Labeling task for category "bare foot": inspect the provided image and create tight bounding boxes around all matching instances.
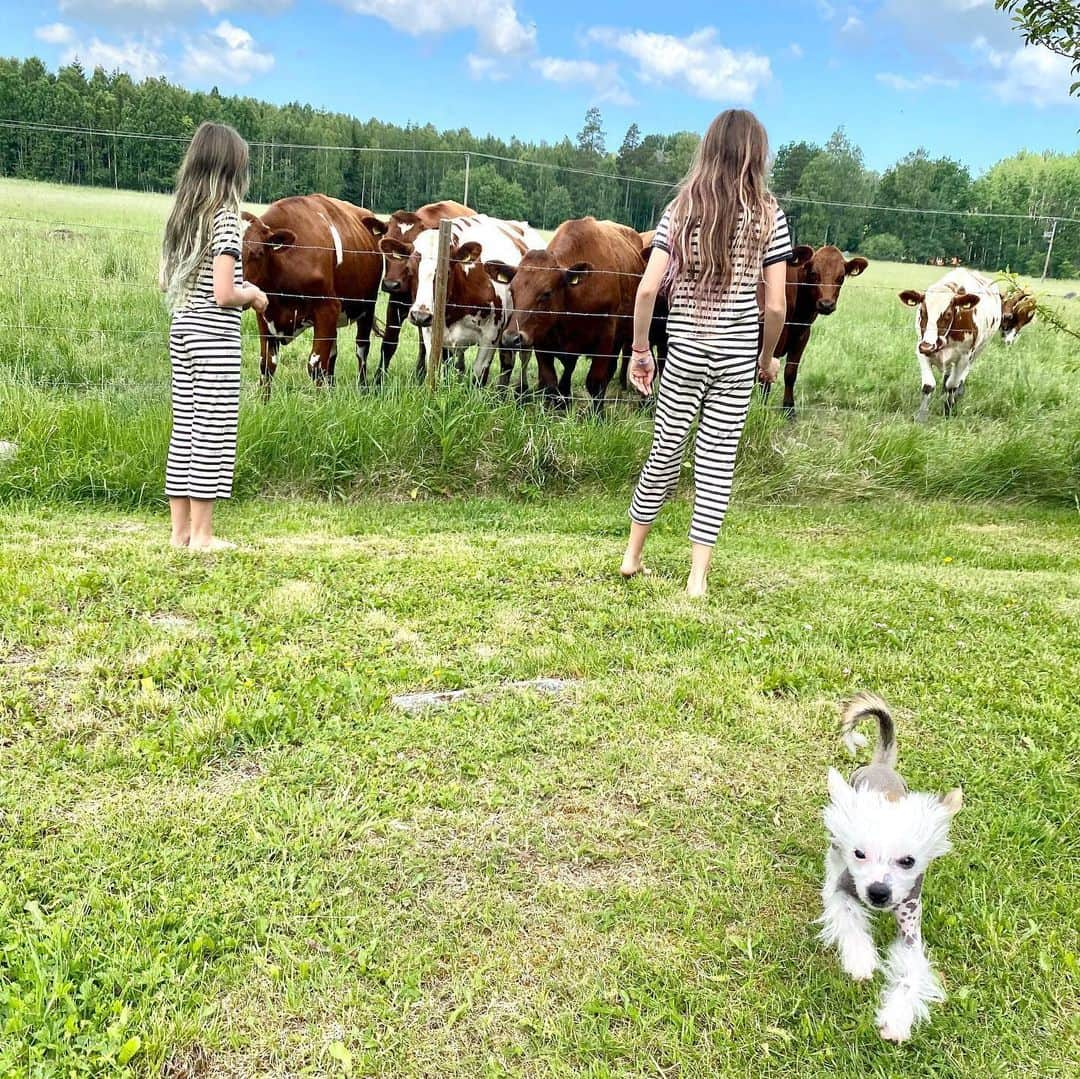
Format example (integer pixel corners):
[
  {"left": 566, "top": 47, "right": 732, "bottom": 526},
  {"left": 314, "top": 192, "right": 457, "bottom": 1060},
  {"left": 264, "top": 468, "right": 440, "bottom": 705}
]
[
  {"left": 170, "top": 536, "right": 190, "bottom": 549},
  {"left": 188, "top": 537, "right": 237, "bottom": 553},
  {"left": 620, "top": 558, "right": 650, "bottom": 579},
  {"left": 685, "top": 576, "right": 708, "bottom": 598}
]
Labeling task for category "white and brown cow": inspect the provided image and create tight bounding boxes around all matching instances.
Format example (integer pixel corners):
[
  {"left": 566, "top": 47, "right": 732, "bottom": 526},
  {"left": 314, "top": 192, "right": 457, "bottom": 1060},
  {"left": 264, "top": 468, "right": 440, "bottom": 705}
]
[
  {"left": 362, "top": 201, "right": 475, "bottom": 379},
  {"left": 1000, "top": 286, "right": 1038, "bottom": 344},
  {"left": 402, "top": 214, "right": 546, "bottom": 384},
  {"left": 899, "top": 269, "right": 1001, "bottom": 421},
  {"left": 242, "top": 194, "right": 382, "bottom": 393}
]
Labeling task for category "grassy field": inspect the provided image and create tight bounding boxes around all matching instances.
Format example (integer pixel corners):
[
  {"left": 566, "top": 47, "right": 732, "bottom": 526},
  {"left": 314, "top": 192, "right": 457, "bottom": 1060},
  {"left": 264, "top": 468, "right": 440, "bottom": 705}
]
[
  {"left": 0, "top": 178, "right": 1078, "bottom": 507},
  {"left": 1, "top": 494, "right": 1077, "bottom": 1077}
]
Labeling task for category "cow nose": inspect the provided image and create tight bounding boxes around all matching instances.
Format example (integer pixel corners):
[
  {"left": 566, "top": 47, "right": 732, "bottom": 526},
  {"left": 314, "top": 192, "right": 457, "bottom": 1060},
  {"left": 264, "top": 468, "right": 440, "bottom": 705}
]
[
  {"left": 866, "top": 883, "right": 891, "bottom": 908},
  {"left": 817, "top": 300, "right": 836, "bottom": 315},
  {"left": 410, "top": 308, "right": 432, "bottom": 327},
  {"left": 383, "top": 279, "right": 401, "bottom": 294},
  {"left": 502, "top": 330, "right": 526, "bottom": 349},
  {"left": 918, "top": 341, "right": 938, "bottom": 356}
]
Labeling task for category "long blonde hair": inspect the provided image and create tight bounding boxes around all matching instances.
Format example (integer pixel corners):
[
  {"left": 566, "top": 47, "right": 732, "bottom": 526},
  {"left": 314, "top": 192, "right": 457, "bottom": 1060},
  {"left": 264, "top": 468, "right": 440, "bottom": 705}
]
[
  {"left": 161, "top": 121, "right": 249, "bottom": 309},
  {"left": 662, "top": 110, "right": 776, "bottom": 310}
]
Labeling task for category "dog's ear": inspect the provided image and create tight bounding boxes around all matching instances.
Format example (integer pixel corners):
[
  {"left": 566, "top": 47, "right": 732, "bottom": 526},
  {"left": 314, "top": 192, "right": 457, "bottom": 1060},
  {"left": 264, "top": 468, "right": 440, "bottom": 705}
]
[
  {"left": 940, "top": 787, "right": 963, "bottom": 816},
  {"left": 827, "top": 767, "right": 853, "bottom": 807}
]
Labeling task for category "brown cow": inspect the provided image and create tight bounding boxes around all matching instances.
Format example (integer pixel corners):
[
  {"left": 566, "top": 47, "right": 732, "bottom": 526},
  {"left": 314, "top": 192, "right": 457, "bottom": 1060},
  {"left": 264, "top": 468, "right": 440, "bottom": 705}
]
[
  {"left": 362, "top": 201, "right": 475, "bottom": 380},
  {"left": 242, "top": 194, "right": 382, "bottom": 393},
  {"left": 493, "top": 217, "right": 643, "bottom": 412},
  {"left": 999, "top": 286, "right": 1037, "bottom": 344},
  {"left": 770, "top": 244, "right": 868, "bottom": 417}
]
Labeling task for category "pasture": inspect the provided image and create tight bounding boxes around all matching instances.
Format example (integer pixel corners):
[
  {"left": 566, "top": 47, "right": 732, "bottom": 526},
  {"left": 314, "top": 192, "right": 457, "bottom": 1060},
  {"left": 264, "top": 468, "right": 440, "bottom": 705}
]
[
  {"left": 0, "top": 178, "right": 1078, "bottom": 1076},
  {"left": 0, "top": 178, "right": 1078, "bottom": 507}
]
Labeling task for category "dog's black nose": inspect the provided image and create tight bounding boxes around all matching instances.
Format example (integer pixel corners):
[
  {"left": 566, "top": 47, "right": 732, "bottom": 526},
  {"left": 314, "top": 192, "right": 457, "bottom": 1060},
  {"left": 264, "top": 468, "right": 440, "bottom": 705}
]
[{"left": 867, "top": 882, "right": 891, "bottom": 907}]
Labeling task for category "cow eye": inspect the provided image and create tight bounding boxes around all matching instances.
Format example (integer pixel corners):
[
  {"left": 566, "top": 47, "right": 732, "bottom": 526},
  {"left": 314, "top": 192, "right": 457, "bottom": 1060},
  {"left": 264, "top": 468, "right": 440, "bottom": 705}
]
[
  {"left": 539, "top": 290, "right": 552, "bottom": 304},
  {"left": 854, "top": 849, "right": 866, "bottom": 860},
  {"left": 897, "top": 856, "right": 916, "bottom": 870}
]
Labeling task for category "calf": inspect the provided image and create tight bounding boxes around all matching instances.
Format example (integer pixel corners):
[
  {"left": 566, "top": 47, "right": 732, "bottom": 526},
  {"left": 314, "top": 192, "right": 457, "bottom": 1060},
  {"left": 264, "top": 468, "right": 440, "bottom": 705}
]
[
  {"left": 899, "top": 269, "right": 1001, "bottom": 421},
  {"left": 494, "top": 217, "right": 643, "bottom": 413},
  {"left": 242, "top": 194, "right": 382, "bottom": 393},
  {"left": 771, "top": 244, "right": 867, "bottom": 417},
  {"left": 406, "top": 214, "right": 545, "bottom": 384},
  {"left": 362, "top": 201, "right": 475, "bottom": 379},
  {"left": 1000, "top": 286, "right": 1037, "bottom": 344}
]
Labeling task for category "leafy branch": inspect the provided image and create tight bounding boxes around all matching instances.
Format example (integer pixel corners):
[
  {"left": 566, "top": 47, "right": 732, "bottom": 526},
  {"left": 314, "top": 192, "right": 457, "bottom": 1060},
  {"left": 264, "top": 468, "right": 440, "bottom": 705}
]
[{"left": 995, "top": 0, "right": 1080, "bottom": 95}]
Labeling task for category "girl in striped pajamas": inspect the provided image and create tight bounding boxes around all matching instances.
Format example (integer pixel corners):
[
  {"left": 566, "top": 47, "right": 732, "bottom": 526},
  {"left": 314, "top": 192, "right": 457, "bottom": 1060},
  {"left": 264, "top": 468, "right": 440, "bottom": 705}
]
[
  {"left": 159, "top": 122, "right": 267, "bottom": 551},
  {"left": 621, "top": 110, "right": 792, "bottom": 597}
]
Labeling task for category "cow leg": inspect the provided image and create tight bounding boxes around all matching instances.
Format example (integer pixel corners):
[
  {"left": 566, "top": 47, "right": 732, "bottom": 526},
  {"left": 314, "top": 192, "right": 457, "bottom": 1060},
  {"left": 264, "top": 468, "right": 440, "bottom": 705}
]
[
  {"left": 415, "top": 326, "right": 431, "bottom": 384},
  {"left": 355, "top": 303, "right": 376, "bottom": 388},
  {"left": 535, "top": 353, "right": 564, "bottom": 410},
  {"left": 472, "top": 337, "right": 497, "bottom": 386},
  {"left": 309, "top": 302, "right": 341, "bottom": 386},
  {"left": 257, "top": 314, "right": 279, "bottom": 401},
  {"left": 915, "top": 352, "right": 936, "bottom": 423},
  {"left": 381, "top": 298, "right": 405, "bottom": 381},
  {"left": 516, "top": 350, "right": 531, "bottom": 398},
  {"left": 557, "top": 355, "right": 578, "bottom": 401},
  {"left": 496, "top": 347, "right": 517, "bottom": 392},
  {"left": 944, "top": 356, "right": 973, "bottom": 417},
  {"left": 585, "top": 356, "right": 616, "bottom": 417},
  {"left": 780, "top": 332, "right": 811, "bottom": 419}
]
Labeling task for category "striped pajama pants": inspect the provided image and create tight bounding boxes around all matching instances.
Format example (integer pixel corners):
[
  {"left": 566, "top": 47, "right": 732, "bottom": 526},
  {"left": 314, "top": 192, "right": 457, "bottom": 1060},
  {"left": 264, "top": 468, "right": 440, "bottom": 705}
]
[
  {"left": 629, "top": 332, "right": 758, "bottom": 546},
  {"left": 165, "top": 311, "right": 242, "bottom": 501}
]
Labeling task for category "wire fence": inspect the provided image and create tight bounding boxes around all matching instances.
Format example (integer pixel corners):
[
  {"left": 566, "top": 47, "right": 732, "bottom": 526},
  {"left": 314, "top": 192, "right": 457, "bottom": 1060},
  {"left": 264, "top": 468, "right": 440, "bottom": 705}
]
[{"left": 1, "top": 122, "right": 1076, "bottom": 410}]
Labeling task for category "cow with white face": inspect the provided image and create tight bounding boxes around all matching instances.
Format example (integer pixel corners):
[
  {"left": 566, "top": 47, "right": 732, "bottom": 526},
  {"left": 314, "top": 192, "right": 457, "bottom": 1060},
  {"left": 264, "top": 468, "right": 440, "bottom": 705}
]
[
  {"left": 1000, "top": 286, "right": 1037, "bottom": 345},
  {"left": 899, "top": 269, "right": 1002, "bottom": 422},
  {"left": 407, "top": 214, "right": 546, "bottom": 384}
]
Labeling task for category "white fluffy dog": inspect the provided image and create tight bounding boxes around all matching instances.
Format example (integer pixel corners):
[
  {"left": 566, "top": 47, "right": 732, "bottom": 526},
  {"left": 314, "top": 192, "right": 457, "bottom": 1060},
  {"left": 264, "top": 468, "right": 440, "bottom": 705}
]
[{"left": 820, "top": 693, "right": 963, "bottom": 1042}]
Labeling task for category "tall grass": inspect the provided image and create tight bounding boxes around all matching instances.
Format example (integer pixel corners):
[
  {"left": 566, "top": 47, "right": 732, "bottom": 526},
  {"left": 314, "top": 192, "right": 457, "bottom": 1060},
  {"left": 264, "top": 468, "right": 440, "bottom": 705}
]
[{"left": 1, "top": 178, "right": 1078, "bottom": 507}]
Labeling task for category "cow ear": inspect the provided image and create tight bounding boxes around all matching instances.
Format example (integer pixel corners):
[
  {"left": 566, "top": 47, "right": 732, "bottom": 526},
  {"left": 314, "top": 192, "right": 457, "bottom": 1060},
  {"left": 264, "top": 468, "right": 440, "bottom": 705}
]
[
  {"left": 845, "top": 257, "right": 868, "bottom": 277},
  {"left": 484, "top": 260, "right": 516, "bottom": 285},
  {"left": 393, "top": 211, "right": 421, "bottom": 228},
  {"left": 455, "top": 241, "right": 482, "bottom": 265},
  {"left": 361, "top": 215, "right": 387, "bottom": 238},
  {"left": 899, "top": 290, "right": 924, "bottom": 307},
  {"left": 953, "top": 293, "right": 980, "bottom": 310},
  {"left": 266, "top": 229, "right": 296, "bottom": 251},
  {"left": 789, "top": 245, "right": 814, "bottom": 268},
  {"left": 564, "top": 261, "right": 592, "bottom": 287},
  {"left": 940, "top": 788, "right": 963, "bottom": 816},
  {"left": 240, "top": 210, "right": 260, "bottom": 225}
]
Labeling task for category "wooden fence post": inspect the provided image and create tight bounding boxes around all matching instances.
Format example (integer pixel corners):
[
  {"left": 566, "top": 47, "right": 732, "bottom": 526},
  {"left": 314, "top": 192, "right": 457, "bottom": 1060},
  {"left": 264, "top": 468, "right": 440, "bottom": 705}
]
[{"left": 427, "top": 218, "right": 452, "bottom": 390}]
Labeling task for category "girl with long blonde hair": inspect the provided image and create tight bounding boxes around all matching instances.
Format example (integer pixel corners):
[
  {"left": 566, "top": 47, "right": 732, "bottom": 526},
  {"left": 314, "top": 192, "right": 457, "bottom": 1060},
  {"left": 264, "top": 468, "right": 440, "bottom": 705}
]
[
  {"left": 621, "top": 109, "right": 791, "bottom": 596},
  {"left": 160, "top": 121, "right": 267, "bottom": 550}
]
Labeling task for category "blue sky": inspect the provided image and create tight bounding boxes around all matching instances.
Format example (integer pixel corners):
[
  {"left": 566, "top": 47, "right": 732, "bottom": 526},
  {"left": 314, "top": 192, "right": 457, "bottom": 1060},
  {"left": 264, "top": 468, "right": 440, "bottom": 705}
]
[{"left": 12, "top": 1, "right": 1079, "bottom": 174}]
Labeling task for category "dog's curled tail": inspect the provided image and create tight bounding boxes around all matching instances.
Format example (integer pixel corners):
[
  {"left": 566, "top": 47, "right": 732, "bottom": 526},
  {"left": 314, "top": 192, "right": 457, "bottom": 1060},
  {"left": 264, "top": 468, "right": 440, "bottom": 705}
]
[{"left": 841, "top": 692, "right": 897, "bottom": 767}]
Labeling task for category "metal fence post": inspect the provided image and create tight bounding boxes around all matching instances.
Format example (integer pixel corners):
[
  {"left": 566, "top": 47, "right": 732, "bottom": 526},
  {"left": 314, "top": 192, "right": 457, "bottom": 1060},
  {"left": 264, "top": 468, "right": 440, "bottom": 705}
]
[
  {"left": 427, "top": 218, "right": 452, "bottom": 390},
  {"left": 463, "top": 152, "right": 471, "bottom": 208}
]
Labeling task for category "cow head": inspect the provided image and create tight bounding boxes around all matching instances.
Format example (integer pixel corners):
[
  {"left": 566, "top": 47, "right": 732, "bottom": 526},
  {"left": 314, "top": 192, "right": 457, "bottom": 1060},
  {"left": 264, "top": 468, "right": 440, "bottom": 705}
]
[
  {"left": 492, "top": 250, "right": 591, "bottom": 350},
  {"left": 240, "top": 210, "right": 297, "bottom": 289},
  {"left": 379, "top": 237, "right": 418, "bottom": 302},
  {"left": 1000, "top": 287, "right": 1037, "bottom": 344},
  {"left": 899, "top": 286, "right": 981, "bottom": 355},
  {"left": 792, "top": 244, "right": 867, "bottom": 316},
  {"left": 385, "top": 211, "right": 425, "bottom": 245},
  {"left": 359, "top": 214, "right": 388, "bottom": 240},
  {"left": 444, "top": 241, "right": 497, "bottom": 329}
]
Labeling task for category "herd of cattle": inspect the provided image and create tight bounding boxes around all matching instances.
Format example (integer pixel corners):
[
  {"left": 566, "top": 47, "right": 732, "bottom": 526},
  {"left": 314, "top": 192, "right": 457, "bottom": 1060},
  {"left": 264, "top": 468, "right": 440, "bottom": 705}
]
[{"left": 239, "top": 195, "right": 1038, "bottom": 420}]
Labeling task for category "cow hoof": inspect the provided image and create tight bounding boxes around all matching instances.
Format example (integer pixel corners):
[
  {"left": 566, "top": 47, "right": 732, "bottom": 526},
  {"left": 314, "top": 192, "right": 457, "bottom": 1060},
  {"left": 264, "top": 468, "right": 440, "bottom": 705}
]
[{"left": 782, "top": 406, "right": 796, "bottom": 422}]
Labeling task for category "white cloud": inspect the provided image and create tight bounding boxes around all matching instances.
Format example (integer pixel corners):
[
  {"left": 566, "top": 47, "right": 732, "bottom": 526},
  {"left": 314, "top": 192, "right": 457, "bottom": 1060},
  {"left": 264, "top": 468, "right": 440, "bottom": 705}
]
[
  {"left": 343, "top": 1, "right": 536, "bottom": 56},
  {"left": 531, "top": 56, "right": 634, "bottom": 106},
  {"left": 58, "top": 0, "right": 261, "bottom": 17},
  {"left": 588, "top": 27, "right": 771, "bottom": 103},
  {"left": 817, "top": 0, "right": 836, "bottom": 19},
  {"left": 876, "top": 71, "right": 959, "bottom": 91},
  {"left": 63, "top": 35, "right": 168, "bottom": 80},
  {"left": 466, "top": 54, "right": 508, "bottom": 81},
  {"left": 181, "top": 20, "right": 274, "bottom": 84},
  {"left": 35, "top": 23, "right": 76, "bottom": 45},
  {"left": 973, "top": 36, "right": 1076, "bottom": 107},
  {"left": 840, "top": 15, "right": 863, "bottom": 34},
  {"left": 787, "top": 42, "right": 804, "bottom": 59}
]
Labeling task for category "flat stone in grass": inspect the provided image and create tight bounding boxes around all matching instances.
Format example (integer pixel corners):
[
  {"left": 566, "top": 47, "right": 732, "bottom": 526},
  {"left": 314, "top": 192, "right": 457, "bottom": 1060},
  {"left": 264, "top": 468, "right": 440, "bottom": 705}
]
[
  {"left": 0, "top": 441, "right": 17, "bottom": 461},
  {"left": 392, "top": 678, "right": 575, "bottom": 713}
]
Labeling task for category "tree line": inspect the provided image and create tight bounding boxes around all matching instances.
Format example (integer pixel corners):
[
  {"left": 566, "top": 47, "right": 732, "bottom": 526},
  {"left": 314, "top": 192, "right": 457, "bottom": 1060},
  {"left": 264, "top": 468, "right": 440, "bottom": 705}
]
[{"left": 1, "top": 56, "right": 1077, "bottom": 277}]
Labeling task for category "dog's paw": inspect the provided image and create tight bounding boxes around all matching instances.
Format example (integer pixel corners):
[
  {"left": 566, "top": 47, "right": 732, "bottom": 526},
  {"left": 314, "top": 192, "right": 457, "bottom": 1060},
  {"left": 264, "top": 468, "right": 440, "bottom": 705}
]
[
  {"left": 840, "top": 939, "right": 878, "bottom": 982},
  {"left": 876, "top": 999, "right": 914, "bottom": 1043}
]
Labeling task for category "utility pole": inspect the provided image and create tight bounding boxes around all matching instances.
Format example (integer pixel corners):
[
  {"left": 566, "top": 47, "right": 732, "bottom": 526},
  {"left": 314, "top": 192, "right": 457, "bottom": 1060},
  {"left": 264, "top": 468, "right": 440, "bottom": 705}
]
[
  {"left": 463, "top": 152, "right": 471, "bottom": 208},
  {"left": 1041, "top": 219, "right": 1057, "bottom": 281}
]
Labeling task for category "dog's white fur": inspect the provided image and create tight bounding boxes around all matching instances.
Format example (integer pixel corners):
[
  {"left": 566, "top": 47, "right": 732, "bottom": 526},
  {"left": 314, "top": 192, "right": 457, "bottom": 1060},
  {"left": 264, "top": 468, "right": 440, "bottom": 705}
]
[{"left": 820, "top": 704, "right": 962, "bottom": 1043}]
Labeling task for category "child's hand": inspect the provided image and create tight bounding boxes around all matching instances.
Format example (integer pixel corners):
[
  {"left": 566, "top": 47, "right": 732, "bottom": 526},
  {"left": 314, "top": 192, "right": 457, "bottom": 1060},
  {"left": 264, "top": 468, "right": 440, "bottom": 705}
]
[
  {"left": 248, "top": 287, "right": 269, "bottom": 315},
  {"left": 757, "top": 353, "right": 780, "bottom": 384},
  {"left": 629, "top": 348, "right": 655, "bottom": 395}
]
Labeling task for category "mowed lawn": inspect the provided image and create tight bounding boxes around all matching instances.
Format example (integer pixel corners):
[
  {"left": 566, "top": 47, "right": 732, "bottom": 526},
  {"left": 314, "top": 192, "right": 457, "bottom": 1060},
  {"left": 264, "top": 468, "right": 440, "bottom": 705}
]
[{"left": 2, "top": 494, "right": 1077, "bottom": 1077}]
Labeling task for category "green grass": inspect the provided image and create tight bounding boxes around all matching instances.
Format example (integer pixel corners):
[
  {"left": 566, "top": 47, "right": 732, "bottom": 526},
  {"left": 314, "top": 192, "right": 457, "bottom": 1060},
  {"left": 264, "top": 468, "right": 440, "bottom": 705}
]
[
  {"left": 1, "top": 494, "right": 1077, "bottom": 1076},
  {"left": 1, "top": 177, "right": 1079, "bottom": 507}
]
